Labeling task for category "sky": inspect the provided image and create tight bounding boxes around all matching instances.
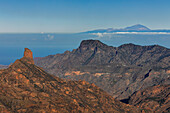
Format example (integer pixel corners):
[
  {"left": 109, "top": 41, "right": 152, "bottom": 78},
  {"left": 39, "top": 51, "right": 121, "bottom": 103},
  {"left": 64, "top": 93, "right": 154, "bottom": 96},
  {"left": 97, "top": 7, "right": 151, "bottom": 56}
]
[{"left": 0, "top": 0, "right": 170, "bottom": 33}]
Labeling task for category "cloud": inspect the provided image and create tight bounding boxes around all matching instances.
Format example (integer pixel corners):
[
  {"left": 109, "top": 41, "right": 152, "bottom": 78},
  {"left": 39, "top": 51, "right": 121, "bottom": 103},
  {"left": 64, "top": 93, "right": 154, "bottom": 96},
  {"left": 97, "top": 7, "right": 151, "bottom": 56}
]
[
  {"left": 90, "top": 32, "right": 170, "bottom": 40},
  {"left": 45, "top": 34, "right": 54, "bottom": 40},
  {"left": 91, "top": 33, "right": 103, "bottom": 38},
  {"left": 91, "top": 32, "right": 170, "bottom": 35}
]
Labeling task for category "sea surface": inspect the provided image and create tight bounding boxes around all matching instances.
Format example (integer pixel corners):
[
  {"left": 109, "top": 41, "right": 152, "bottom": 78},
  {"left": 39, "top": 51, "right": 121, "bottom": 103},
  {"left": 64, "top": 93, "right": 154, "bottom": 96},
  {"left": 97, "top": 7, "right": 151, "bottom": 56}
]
[{"left": 0, "top": 33, "right": 170, "bottom": 65}]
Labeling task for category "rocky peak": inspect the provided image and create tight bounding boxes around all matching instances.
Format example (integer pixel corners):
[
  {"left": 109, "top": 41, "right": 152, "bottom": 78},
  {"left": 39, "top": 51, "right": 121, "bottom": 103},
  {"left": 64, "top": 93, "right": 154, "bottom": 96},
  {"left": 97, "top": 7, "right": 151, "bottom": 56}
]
[
  {"left": 20, "top": 48, "right": 34, "bottom": 64},
  {"left": 118, "top": 43, "right": 141, "bottom": 48},
  {"left": 79, "top": 39, "right": 109, "bottom": 49}
]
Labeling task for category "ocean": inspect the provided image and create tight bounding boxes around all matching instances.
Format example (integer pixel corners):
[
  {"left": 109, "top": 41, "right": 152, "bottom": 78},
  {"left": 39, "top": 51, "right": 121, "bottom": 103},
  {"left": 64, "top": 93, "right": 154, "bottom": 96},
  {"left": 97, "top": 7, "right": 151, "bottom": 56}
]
[{"left": 0, "top": 33, "right": 170, "bottom": 65}]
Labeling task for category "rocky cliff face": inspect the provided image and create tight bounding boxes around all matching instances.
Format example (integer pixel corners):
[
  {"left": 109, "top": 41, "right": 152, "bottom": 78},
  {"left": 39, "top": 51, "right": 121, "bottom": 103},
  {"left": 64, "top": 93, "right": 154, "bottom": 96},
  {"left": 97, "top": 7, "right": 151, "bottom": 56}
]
[
  {"left": 0, "top": 48, "right": 148, "bottom": 113},
  {"left": 128, "top": 85, "right": 170, "bottom": 113},
  {"left": 35, "top": 40, "right": 170, "bottom": 101}
]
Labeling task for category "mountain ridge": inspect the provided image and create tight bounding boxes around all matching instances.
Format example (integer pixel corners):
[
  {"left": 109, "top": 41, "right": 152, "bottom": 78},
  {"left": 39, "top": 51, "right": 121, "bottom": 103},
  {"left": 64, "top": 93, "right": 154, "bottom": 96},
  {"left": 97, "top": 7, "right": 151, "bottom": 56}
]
[
  {"left": 84, "top": 24, "right": 170, "bottom": 33},
  {"left": 124, "top": 24, "right": 151, "bottom": 31},
  {"left": 36, "top": 40, "right": 170, "bottom": 67},
  {"left": 35, "top": 40, "right": 170, "bottom": 102}
]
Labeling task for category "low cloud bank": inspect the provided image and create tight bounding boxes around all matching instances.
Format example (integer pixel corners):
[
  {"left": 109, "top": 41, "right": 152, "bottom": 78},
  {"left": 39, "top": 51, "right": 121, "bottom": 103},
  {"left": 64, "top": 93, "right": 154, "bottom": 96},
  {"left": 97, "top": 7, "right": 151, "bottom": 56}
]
[{"left": 91, "top": 32, "right": 170, "bottom": 37}]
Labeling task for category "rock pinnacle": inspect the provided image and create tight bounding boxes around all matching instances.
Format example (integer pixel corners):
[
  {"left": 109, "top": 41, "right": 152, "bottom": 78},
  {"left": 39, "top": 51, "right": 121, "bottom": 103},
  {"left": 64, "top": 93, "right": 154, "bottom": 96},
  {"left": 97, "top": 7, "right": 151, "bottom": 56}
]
[
  {"left": 21, "top": 48, "right": 34, "bottom": 64},
  {"left": 24, "top": 48, "right": 33, "bottom": 59}
]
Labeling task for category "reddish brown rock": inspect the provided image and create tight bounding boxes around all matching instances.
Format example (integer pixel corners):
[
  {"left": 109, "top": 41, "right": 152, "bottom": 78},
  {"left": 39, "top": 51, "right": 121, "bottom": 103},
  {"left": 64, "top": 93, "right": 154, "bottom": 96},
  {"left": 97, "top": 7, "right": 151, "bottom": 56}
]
[
  {"left": 21, "top": 48, "right": 34, "bottom": 64},
  {"left": 24, "top": 48, "right": 33, "bottom": 59}
]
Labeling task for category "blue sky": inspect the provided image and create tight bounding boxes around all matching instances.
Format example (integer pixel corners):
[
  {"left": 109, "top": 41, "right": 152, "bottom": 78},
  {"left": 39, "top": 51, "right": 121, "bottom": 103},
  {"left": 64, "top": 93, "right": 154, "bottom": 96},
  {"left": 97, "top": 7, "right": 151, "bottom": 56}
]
[{"left": 0, "top": 0, "right": 170, "bottom": 33}]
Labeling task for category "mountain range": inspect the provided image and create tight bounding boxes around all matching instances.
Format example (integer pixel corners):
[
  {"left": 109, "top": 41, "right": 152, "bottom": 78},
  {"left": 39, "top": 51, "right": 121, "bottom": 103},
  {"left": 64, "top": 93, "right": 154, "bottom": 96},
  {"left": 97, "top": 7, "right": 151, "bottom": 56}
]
[
  {"left": 0, "top": 48, "right": 150, "bottom": 112},
  {"left": 0, "top": 40, "right": 169, "bottom": 112},
  {"left": 35, "top": 40, "right": 170, "bottom": 112},
  {"left": 84, "top": 24, "right": 170, "bottom": 33}
]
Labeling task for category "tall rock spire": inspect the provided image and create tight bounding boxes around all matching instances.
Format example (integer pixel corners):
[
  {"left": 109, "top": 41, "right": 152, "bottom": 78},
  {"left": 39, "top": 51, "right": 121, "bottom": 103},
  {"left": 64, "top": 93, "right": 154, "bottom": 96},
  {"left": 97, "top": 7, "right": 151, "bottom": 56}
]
[
  {"left": 24, "top": 48, "right": 33, "bottom": 59},
  {"left": 21, "top": 48, "right": 34, "bottom": 64}
]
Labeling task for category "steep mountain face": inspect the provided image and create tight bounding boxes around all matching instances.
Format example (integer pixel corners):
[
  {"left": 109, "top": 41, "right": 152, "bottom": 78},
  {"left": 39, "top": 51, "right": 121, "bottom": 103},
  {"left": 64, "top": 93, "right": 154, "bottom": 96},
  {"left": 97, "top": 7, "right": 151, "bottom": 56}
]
[
  {"left": 35, "top": 40, "right": 170, "bottom": 101},
  {"left": 0, "top": 48, "right": 147, "bottom": 113},
  {"left": 128, "top": 85, "right": 170, "bottom": 113}
]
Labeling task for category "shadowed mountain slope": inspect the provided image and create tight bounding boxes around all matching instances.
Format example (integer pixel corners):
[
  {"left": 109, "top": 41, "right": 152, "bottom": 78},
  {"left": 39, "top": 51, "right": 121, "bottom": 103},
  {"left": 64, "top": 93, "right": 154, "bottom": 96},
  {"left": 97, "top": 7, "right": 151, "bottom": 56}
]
[
  {"left": 35, "top": 40, "right": 170, "bottom": 101},
  {"left": 128, "top": 85, "right": 170, "bottom": 113},
  {"left": 0, "top": 48, "right": 148, "bottom": 113}
]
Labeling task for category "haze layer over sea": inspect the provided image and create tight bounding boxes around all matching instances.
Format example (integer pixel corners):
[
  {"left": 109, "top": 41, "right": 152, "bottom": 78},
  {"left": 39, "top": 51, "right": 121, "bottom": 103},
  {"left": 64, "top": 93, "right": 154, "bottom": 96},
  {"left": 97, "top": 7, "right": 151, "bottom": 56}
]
[{"left": 0, "top": 33, "right": 170, "bottom": 65}]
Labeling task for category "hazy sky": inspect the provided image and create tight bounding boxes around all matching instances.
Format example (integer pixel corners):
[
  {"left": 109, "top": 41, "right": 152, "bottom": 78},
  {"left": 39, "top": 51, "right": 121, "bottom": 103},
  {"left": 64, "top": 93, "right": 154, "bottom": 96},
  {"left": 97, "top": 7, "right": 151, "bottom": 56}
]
[{"left": 0, "top": 0, "right": 170, "bottom": 33}]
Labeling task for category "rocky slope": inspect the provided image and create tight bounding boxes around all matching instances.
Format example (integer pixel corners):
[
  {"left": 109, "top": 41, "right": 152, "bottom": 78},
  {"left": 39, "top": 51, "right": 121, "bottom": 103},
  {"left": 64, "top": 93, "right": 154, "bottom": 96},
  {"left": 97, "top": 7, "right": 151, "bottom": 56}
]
[
  {"left": 0, "top": 48, "right": 148, "bottom": 113},
  {"left": 128, "top": 85, "right": 170, "bottom": 113},
  {"left": 35, "top": 40, "right": 170, "bottom": 100}
]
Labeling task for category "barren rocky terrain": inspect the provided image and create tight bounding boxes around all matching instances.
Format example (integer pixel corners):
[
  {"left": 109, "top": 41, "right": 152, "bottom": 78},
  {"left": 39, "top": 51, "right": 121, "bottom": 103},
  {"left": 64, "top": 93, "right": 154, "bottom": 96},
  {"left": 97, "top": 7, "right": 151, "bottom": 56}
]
[
  {"left": 35, "top": 40, "right": 170, "bottom": 100},
  {"left": 0, "top": 48, "right": 148, "bottom": 113},
  {"left": 128, "top": 85, "right": 170, "bottom": 113}
]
